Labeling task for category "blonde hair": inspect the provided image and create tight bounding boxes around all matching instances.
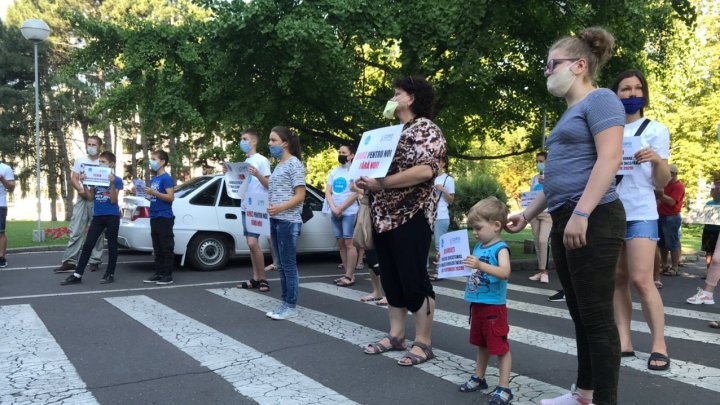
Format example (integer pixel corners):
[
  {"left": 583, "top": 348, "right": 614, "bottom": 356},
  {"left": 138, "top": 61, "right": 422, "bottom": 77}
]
[
  {"left": 467, "top": 196, "right": 509, "bottom": 228},
  {"left": 550, "top": 26, "right": 615, "bottom": 80}
]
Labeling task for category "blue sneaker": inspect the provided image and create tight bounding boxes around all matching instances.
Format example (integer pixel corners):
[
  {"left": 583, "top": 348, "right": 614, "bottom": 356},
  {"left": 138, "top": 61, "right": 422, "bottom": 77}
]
[
  {"left": 266, "top": 305, "right": 286, "bottom": 318},
  {"left": 271, "top": 307, "right": 298, "bottom": 320},
  {"left": 489, "top": 386, "right": 513, "bottom": 405}
]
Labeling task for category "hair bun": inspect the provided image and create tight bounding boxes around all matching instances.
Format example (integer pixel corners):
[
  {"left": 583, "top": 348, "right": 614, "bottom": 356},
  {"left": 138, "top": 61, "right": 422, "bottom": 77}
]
[{"left": 577, "top": 27, "right": 615, "bottom": 65}]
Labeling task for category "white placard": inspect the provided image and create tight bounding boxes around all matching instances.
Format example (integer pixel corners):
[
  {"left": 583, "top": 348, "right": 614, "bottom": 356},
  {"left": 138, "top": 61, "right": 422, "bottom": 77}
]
[
  {"left": 132, "top": 179, "right": 146, "bottom": 198},
  {"left": 224, "top": 162, "right": 251, "bottom": 200},
  {"left": 244, "top": 193, "right": 271, "bottom": 235},
  {"left": 685, "top": 205, "right": 720, "bottom": 225},
  {"left": 617, "top": 137, "right": 643, "bottom": 175},
  {"left": 348, "top": 124, "right": 403, "bottom": 179},
  {"left": 436, "top": 230, "right": 472, "bottom": 279},
  {"left": 520, "top": 191, "right": 539, "bottom": 209},
  {"left": 83, "top": 166, "right": 111, "bottom": 187}
]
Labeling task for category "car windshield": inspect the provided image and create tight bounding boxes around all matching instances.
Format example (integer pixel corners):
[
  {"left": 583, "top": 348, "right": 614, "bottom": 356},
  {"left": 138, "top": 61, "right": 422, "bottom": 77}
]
[{"left": 174, "top": 176, "right": 215, "bottom": 199}]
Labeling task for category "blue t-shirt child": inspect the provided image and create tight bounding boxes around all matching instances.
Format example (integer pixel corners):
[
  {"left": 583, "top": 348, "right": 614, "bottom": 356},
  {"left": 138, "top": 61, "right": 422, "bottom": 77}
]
[
  {"left": 150, "top": 173, "right": 175, "bottom": 218},
  {"left": 93, "top": 176, "right": 124, "bottom": 217},
  {"left": 464, "top": 241, "right": 510, "bottom": 305}
]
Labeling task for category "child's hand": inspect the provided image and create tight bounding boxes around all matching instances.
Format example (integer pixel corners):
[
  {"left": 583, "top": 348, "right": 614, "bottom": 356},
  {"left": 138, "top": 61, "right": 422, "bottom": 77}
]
[
  {"left": 463, "top": 255, "right": 481, "bottom": 271},
  {"left": 108, "top": 173, "right": 115, "bottom": 183}
]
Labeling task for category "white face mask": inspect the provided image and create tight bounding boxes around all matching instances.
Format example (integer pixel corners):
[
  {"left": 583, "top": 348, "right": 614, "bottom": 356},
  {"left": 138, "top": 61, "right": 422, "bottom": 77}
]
[{"left": 546, "top": 61, "right": 578, "bottom": 98}]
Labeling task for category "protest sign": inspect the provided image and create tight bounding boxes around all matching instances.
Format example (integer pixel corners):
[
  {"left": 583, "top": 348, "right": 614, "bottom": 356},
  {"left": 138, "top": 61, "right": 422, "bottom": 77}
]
[
  {"left": 83, "top": 166, "right": 111, "bottom": 187},
  {"left": 133, "top": 179, "right": 146, "bottom": 198},
  {"left": 436, "top": 230, "right": 472, "bottom": 279},
  {"left": 617, "top": 137, "right": 643, "bottom": 175},
  {"left": 520, "top": 191, "right": 539, "bottom": 209},
  {"left": 224, "top": 162, "right": 251, "bottom": 200},
  {"left": 348, "top": 124, "right": 403, "bottom": 179},
  {"left": 685, "top": 204, "right": 720, "bottom": 226},
  {"left": 244, "top": 193, "right": 271, "bottom": 235}
]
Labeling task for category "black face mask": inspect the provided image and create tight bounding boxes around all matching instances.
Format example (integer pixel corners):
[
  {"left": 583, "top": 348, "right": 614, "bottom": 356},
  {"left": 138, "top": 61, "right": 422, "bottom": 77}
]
[{"left": 338, "top": 155, "right": 348, "bottom": 165}]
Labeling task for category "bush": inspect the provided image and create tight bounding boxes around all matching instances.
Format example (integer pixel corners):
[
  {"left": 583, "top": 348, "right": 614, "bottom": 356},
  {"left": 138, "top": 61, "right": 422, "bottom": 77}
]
[{"left": 448, "top": 173, "right": 507, "bottom": 229}]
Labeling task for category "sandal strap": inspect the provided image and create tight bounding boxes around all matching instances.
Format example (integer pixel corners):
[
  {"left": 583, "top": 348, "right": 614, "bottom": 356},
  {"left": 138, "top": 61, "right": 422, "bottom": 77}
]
[
  {"left": 411, "top": 341, "right": 433, "bottom": 357},
  {"left": 385, "top": 334, "right": 405, "bottom": 350}
]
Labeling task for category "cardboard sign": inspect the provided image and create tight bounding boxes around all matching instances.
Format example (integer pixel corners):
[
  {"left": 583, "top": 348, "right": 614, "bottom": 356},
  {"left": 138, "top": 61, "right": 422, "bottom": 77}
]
[
  {"left": 83, "top": 166, "right": 111, "bottom": 187},
  {"left": 685, "top": 204, "right": 720, "bottom": 226},
  {"left": 618, "top": 137, "right": 643, "bottom": 175},
  {"left": 132, "top": 179, "right": 146, "bottom": 198},
  {"left": 244, "top": 193, "right": 271, "bottom": 235},
  {"left": 224, "top": 162, "right": 251, "bottom": 200},
  {"left": 348, "top": 124, "right": 403, "bottom": 179},
  {"left": 436, "top": 230, "right": 472, "bottom": 279},
  {"left": 520, "top": 191, "right": 539, "bottom": 209}
]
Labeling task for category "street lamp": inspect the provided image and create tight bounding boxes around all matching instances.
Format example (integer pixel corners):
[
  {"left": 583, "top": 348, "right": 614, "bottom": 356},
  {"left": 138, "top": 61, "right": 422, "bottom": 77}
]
[{"left": 21, "top": 19, "right": 51, "bottom": 242}]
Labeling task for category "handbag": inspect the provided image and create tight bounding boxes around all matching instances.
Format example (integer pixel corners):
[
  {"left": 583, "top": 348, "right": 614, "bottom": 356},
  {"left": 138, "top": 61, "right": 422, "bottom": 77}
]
[{"left": 352, "top": 194, "right": 374, "bottom": 249}]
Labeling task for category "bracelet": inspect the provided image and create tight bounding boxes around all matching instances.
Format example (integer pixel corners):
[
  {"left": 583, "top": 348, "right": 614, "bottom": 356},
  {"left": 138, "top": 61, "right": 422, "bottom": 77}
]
[{"left": 573, "top": 210, "right": 590, "bottom": 218}]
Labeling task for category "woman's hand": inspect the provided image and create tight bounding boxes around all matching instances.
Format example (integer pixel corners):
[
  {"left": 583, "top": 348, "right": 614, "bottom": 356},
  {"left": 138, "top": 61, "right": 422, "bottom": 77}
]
[
  {"left": 356, "top": 176, "right": 385, "bottom": 192},
  {"left": 331, "top": 206, "right": 343, "bottom": 218},
  {"left": 505, "top": 212, "right": 528, "bottom": 233},
  {"left": 634, "top": 147, "right": 661, "bottom": 165},
  {"left": 563, "top": 215, "right": 588, "bottom": 250}
]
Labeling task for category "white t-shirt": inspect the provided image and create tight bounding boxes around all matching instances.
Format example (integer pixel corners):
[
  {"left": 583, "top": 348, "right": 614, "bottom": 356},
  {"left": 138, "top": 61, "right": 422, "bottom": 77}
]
[
  {"left": 241, "top": 153, "right": 272, "bottom": 210},
  {"left": 327, "top": 166, "right": 358, "bottom": 216},
  {"left": 0, "top": 163, "right": 16, "bottom": 207},
  {"left": 434, "top": 173, "right": 455, "bottom": 220},
  {"left": 72, "top": 155, "right": 100, "bottom": 174},
  {"left": 617, "top": 118, "right": 671, "bottom": 221}
]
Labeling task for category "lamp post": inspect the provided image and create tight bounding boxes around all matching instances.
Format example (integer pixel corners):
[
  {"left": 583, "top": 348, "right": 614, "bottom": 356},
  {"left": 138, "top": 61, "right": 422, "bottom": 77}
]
[{"left": 21, "top": 19, "right": 51, "bottom": 242}]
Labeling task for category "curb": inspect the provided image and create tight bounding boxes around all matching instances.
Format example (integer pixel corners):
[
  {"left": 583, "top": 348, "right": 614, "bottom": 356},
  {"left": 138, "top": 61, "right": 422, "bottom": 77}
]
[{"left": 8, "top": 246, "right": 66, "bottom": 254}]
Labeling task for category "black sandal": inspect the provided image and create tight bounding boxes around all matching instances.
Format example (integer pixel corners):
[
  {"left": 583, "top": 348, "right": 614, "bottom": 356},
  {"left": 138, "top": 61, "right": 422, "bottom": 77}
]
[
  {"left": 648, "top": 352, "right": 670, "bottom": 371},
  {"left": 238, "top": 279, "right": 260, "bottom": 289},
  {"left": 258, "top": 279, "right": 270, "bottom": 292}
]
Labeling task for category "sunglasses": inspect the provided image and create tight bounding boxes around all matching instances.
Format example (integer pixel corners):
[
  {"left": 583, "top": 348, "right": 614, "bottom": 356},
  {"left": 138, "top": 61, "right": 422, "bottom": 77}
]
[{"left": 545, "top": 58, "right": 579, "bottom": 73}]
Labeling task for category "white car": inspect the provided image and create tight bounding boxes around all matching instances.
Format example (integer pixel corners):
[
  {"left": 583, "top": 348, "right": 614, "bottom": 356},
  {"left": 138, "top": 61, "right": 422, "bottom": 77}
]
[{"left": 118, "top": 175, "right": 338, "bottom": 270}]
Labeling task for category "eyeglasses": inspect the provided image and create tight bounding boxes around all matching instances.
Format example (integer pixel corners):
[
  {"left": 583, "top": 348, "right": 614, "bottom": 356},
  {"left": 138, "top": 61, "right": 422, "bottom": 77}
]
[{"left": 544, "top": 58, "right": 579, "bottom": 73}]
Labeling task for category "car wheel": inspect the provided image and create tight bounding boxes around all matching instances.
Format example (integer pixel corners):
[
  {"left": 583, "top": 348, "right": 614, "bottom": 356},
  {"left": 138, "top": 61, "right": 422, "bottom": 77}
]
[{"left": 187, "top": 233, "right": 230, "bottom": 271}]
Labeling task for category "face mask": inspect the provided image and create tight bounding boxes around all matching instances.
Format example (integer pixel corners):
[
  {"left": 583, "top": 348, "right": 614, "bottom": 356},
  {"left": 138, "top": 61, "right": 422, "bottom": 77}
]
[
  {"left": 269, "top": 145, "right": 284, "bottom": 158},
  {"left": 239, "top": 140, "right": 251, "bottom": 154},
  {"left": 150, "top": 160, "right": 160, "bottom": 172},
  {"left": 338, "top": 155, "right": 348, "bottom": 165},
  {"left": 87, "top": 146, "right": 98, "bottom": 156},
  {"left": 383, "top": 100, "right": 399, "bottom": 119},
  {"left": 537, "top": 162, "right": 545, "bottom": 172},
  {"left": 546, "top": 61, "right": 578, "bottom": 97},
  {"left": 621, "top": 96, "right": 645, "bottom": 115}
]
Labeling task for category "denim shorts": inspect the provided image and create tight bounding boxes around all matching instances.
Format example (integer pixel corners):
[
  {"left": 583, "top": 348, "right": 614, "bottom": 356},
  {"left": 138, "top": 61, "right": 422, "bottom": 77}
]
[
  {"left": 625, "top": 220, "right": 659, "bottom": 241},
  {"left": 331, "top": 214, "right": 357, "bottom": 239},
  {"left": 658, "top": 214, "right": 682, "bottom": 250},
  {"left": 241, "top": 211, "right": 260, "bottom": 238}
]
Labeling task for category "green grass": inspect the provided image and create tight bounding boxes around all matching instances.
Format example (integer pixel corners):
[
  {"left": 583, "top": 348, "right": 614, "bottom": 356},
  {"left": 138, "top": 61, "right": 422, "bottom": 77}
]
[{"left": 7, "top": 221, "right": 71, "bottom": 249}]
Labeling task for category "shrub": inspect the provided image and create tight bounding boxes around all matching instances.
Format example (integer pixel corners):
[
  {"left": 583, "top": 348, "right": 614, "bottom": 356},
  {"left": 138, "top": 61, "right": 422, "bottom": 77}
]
[{"left": 448, "top": 173, "right": 508, "bottom": 229}]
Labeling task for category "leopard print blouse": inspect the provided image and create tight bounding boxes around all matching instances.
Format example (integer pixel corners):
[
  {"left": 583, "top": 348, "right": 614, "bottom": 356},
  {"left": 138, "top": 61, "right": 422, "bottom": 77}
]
[{"left": 370, "top": 117, "right": 447, "bottom": 233}]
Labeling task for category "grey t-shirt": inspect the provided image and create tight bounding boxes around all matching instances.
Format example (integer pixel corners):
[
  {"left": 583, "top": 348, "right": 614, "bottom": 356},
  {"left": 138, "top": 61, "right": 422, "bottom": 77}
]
[
  {"left": 544, "top": 88, "right": 625, "bottom": 213},
  {"left": 269, "top": 156, "right": 306, "bottom": 223}
]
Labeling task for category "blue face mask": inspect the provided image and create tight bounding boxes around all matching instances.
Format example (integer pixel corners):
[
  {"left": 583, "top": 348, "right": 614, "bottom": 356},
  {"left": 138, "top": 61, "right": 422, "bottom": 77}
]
[
  {"left": 621, "top": 96, "right": 645, "bottom": 115},
  {"left": 537, "top": 162, "right": 545, "bottom": 172},
  {"left": 239, "top": 140, "right": 251, "bottom": 154},
  {"left": 269, "top": 145, "right": 284, "bottom": 158},
  {"left": 150, "top": 160, "right": 160, "bottom": 172}
]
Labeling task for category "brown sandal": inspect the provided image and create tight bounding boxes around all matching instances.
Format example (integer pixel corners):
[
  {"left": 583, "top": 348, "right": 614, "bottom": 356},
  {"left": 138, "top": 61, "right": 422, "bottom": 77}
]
[
  {"left": 364, "top": 335, "right": 406, "bottom": 355},
  {"left": 397, "top": 341, "right": 435, "bottom": 366}
]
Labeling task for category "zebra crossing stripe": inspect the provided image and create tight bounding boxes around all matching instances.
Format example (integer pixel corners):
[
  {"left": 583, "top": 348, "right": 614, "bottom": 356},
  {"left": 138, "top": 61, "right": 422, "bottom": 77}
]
[
  {"left": 207, "top": 287, "right": 568, "bottom": 404},
  {"left": 432, "top": 285, "right": 720, "bottom": 346},
  {"left": 104, "top": 295, "right": 357, "bottom": 405},
  {"left": 439, "top": 277, "right": 720, "bottom": 323},
  {"left": 0, "top": 304, "right": 99, "bottom": 405},
  {"left": 302, "top": 283, "right": 720, "bottom": 393}
]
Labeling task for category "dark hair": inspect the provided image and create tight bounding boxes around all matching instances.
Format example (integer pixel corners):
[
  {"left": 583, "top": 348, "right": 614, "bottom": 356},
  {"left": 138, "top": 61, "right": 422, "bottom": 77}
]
[
  {"left": 99, "top": 151, "right": 116, "bottom": 164},
  {"left": 87, "top": 135, "right": 103, "bottom": 146},
  {"left": 271, "top": 126, "right": 302, "bottom": 161},
  {"left": 152, "top": 149, "right": 169, "bottom": 166},
  {"left": 550, "top": 27, "right": 615, "bottom": 80},
  {"left": 536, "top": 151, "right": 548, "bottom": 159},
  {"left": 610, "top": 69, "right": 650, "bottom": 115},
  {"left": 392, "top": 75, "right": 436, "bottom": 119},
  {"left": 339, "top": 143, "right": 356, "bottom": 154},
  {"left": 242, "top": 128, "right": 261, "bottom": 141}
]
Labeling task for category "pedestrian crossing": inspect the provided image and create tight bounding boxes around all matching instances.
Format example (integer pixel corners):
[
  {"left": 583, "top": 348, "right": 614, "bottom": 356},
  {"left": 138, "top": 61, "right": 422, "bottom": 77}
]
[{"left": 1, "top": 277, "right": 719, "bottom": 404}]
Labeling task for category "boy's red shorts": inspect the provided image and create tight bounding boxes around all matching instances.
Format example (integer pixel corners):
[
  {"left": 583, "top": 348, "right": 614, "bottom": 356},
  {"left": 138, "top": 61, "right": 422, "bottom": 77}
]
[{"left": 469, "top": 303, "right": 510, "bottom": 355}]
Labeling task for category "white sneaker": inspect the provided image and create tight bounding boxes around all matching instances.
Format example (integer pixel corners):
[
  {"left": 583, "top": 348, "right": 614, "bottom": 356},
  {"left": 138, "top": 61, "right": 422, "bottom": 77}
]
[
  {"left": 540, "top": 273, "right": 549, "bottom": 283},
  {"left": 271, "top": 307, "right": 298, "bottom": 320},
  {"left": 686, "top": 287, "right": 715, "bottom": 305},
  {"left": 540, "top": 392, "right": 592, "bottom": 405},
  {"left": 266, "top": 305, "right": 286, "bottom": 318},
  {"left": 529, "top": 272, "right": 543, "bottom": 281}
]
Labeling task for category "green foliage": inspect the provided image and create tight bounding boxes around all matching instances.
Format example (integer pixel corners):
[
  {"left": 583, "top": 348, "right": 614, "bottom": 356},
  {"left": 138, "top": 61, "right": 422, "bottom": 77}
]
[
  {"left": 449, "top": 173, "right": 507, "bottom": 228},
  {"left": 305, "top": 147, "right": 338, "bottom": 189}
]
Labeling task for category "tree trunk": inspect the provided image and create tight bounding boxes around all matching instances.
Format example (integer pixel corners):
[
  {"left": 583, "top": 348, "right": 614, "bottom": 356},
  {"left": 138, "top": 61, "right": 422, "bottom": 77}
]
[
  {"left": 169, "top": 132, "right": 177, "bottom": 182},
  {"left": 138, "top": 112, "right": 151, "bottom": 184},
  {"left": 130, "top": 119, "right": 137, "bottom": 179},
  {"left": 40, "top": 95, "right": 58, "bottom": 222}
]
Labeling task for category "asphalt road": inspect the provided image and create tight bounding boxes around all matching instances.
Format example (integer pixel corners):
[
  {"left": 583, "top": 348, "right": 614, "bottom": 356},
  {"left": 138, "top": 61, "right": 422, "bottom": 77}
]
[{"left": 1, "top": 250, "right": 719, "bottom": 404}]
